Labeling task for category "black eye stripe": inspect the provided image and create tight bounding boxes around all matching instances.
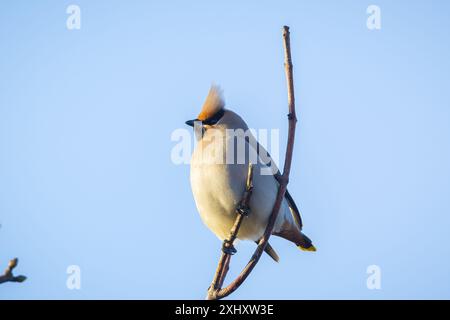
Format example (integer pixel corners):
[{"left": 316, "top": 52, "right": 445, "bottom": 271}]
[{"left": 203, "top": 109, "right": 225, "bottom": 125}]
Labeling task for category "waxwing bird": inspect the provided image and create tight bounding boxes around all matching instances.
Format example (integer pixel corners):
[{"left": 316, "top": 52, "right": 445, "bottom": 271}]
[{"left": 186, "top": 86, "right": 316, "bottom": 262}]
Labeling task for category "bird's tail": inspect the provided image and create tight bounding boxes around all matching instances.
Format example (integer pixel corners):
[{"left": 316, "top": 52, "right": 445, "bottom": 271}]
[
  {"left": 297, "top": 232, "right": 316, "bottom": 252},
  {"left": 273, "top": 227, "right": 317, "bottom": 252}
]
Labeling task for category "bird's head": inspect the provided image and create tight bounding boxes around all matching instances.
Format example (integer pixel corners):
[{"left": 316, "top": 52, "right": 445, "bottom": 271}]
[{"left": 185, "top": 85, "right": 225, "bottom": 129}]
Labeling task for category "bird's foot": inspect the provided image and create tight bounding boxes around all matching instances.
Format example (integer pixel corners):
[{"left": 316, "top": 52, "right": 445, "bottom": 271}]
[
  {"left": 236, "top": 203, "right": 250, "bottom": 216},
  {"left": 222, "top": 240, "right": 237, "bottom": 255}
]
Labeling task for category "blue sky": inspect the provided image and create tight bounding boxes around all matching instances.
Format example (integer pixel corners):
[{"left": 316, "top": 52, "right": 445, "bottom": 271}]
[{"left": 1, "top": 0, "right": 450, "bottom": 299}]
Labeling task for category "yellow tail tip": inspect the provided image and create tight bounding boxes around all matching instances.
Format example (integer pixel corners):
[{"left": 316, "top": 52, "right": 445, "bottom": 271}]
[{"left": 299, "top": 245, "right": 317, "bottom": 252}]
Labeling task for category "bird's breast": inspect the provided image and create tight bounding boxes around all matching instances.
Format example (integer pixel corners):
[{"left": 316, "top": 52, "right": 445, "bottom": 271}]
[
  {"left": 190, "top": 133, "right": 247, "bottom": 240},
  {"left": 189, "top": 129, "right": 288, "bottom": 241}
]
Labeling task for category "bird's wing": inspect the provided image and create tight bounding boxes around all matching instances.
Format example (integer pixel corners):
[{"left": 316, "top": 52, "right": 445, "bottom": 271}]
[
  {"left": 244, "top": 133, "right": 312, "bottom": 253},
  {"left": 284, "top": 188, "right": 303, "bottom": 230},
  {"left": 246, "top": 135, "right": 304, "bottom": 230},
  {"left": 256, "top": 241, "right": 280, "bottom": 262}
]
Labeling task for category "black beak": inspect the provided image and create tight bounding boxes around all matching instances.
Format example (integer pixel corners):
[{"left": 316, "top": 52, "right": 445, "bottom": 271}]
[{"left": 185, "top": 119, "right": 199, "bottom": 127}]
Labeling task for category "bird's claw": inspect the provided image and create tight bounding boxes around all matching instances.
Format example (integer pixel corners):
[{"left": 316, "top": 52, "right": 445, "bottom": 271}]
[
  {"left": 222, "top": 240, "right": 237, "bottom": 255},
  {"left": 237, "top": 203, "right": 250, "bottom": 216}
]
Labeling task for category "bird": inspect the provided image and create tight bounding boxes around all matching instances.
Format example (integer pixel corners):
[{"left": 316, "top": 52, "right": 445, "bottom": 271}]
[{"left": 186, "top": 85, "right": 316, "bottom": 262}]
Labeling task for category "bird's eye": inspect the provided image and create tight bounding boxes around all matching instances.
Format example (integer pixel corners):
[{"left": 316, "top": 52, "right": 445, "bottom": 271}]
[{"left": 203, "top": 109, "right": 225, "bottom": 125}]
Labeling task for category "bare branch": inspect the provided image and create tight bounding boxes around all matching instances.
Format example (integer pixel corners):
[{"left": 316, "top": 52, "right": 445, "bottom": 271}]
[
  {"left": 207, "top": 164, "right": 254, "bottom": 299},
  {"left": 206, "top": 26, "right": 298, "bottom": 300},
  {"left": 0, "top": 258, "right": 27, "bottom": 285}
]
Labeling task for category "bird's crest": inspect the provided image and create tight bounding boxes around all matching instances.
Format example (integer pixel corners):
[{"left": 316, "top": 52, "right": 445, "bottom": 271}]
[{"left": 197, "top": 85, "right": 225, "bottom": 121}]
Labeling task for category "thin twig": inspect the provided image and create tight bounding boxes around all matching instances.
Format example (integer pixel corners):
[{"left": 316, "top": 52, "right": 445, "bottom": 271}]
[
  {"left": 207, "top": 164, "right": 254, "bottom": 299},
  {"left": 0, "top": 258, "right": 27, "bottom": 284},
  {"left": 206, "top": 26, "right": 298, "bottom": 300}
]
